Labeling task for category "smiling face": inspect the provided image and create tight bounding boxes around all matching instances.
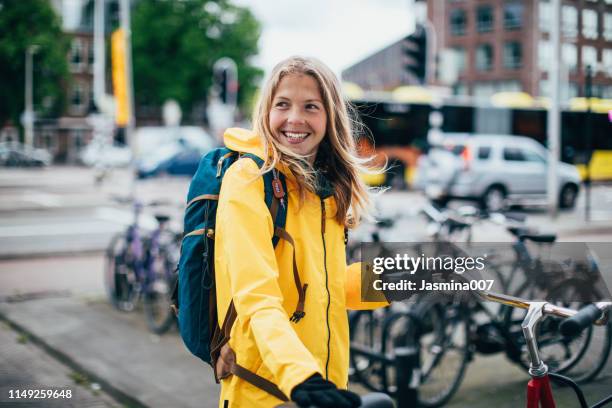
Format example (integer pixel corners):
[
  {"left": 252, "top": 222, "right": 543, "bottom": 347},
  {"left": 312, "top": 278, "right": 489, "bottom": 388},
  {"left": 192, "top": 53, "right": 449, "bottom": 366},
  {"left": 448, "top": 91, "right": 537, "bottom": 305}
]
[{"left": 269, "top": 73, "right": 327, "bottom": 164}]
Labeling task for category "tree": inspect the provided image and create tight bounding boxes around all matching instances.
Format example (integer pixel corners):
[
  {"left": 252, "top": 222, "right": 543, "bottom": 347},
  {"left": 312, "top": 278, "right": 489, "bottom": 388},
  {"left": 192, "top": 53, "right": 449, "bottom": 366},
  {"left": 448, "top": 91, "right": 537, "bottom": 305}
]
[
  {"left": 131, "top": 0, "right": 263, "bottom": 121},
  {"left": 0, "top": 0, "right": 69, "bottom": 131}
]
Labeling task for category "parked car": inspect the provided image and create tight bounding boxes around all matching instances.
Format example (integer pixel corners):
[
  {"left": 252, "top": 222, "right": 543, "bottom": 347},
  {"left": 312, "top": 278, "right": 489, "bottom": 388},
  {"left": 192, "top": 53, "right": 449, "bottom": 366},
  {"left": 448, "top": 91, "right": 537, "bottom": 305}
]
[
  {"left": 0, "top": 142, "right": 52, "bottom": 167},
  {"left": 79, "top": 139, "right": 132, "bottom": 168},
  {"left": 413, "top": 134, "right": 581, "bottom": 211},
  {"left": 135, "top": 126, "right": 216, "bottom": 178}
]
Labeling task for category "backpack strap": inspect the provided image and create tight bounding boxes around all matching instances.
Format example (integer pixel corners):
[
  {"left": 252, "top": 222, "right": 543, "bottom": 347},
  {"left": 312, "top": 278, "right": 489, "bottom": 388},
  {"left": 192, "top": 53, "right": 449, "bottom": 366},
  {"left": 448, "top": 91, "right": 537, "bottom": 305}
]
[{"left": 240, "top": 154, "right": 306, "bottom": 322}]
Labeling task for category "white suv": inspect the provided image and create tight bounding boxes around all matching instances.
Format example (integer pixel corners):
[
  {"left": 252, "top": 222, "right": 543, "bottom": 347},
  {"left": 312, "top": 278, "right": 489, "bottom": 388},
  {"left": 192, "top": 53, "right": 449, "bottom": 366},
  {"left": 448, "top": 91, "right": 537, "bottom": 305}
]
[{"left": 414, "top": 134, "right": 581, "bottom": 211}]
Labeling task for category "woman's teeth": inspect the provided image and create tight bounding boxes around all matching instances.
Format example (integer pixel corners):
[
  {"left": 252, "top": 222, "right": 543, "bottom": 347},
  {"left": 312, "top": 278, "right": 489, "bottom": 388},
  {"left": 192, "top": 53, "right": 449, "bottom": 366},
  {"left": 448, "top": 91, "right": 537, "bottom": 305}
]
[{"left": 283, "top": 131, "right": 309, "bottom": 141}]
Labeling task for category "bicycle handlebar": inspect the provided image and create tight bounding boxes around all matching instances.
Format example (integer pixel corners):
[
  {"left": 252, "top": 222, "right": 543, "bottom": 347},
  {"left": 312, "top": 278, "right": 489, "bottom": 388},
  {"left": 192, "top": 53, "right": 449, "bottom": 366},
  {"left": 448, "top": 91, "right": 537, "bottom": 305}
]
[
  {"left": 560, "top": 304, "right": 606, "bottom": 337},
  {"left": 479, "top": 291, "right": 611, "bottom": 323}
]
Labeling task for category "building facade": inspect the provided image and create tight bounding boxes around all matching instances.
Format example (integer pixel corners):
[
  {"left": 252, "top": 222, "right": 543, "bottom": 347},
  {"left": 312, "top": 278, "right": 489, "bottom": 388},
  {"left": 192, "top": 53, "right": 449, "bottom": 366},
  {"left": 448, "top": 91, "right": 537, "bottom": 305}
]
[
  {"left": 342, "top": 0, "right": 612, "bottom": 100},
  {"left": 432, "top": 0, "right": 612, "bottom": 99}
]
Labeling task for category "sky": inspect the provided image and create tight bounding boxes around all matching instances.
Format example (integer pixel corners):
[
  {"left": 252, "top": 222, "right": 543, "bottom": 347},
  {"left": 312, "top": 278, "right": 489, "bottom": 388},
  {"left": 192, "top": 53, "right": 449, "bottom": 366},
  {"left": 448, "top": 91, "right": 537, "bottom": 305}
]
[
  {"left": 232, "top": 0, "right": 418, "bottom": 79},
  {"left": 59, "top": 0, "right": 418, "bottom": 79}
]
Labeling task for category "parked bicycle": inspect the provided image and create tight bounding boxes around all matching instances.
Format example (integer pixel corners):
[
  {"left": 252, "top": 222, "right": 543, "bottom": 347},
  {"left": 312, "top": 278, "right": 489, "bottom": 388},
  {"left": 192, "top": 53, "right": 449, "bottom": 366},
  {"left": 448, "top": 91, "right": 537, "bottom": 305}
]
[
  {"left": 104, "top": 197, "right": 180, "bottom": 334},
  {"left": 482, "top": 292, "right": 612, "bottom": 408},
  {"left": 349, "top": 204, "right": 611, "bottom": 406}
]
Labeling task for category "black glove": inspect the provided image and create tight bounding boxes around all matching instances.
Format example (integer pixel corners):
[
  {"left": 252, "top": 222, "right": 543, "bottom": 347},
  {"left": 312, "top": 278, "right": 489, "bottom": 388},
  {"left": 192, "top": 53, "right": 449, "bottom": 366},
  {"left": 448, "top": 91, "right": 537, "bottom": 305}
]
[{"left": 290, "top": 374, "right": 361, "bottom": 408}]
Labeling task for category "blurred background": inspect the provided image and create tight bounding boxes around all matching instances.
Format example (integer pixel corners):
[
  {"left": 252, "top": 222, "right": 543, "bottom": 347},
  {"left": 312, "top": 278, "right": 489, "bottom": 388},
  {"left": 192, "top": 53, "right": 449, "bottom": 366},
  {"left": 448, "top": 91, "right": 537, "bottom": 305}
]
[{"left": 1, "top": 0, "right": 612, "bottom": 407}]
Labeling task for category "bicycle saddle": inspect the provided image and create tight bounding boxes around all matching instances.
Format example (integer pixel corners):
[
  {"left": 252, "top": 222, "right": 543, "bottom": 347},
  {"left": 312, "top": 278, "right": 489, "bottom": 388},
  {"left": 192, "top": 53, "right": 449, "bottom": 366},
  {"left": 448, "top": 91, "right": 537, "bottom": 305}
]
[
  {"left": 154, "top": 214, "right": 171, "bottom": 223},
  {"left": 520, "top": 232, "right": 557, "bottom": 243},
  {"left": 507, "top": 226, "right": 534, "bottom": 238}
]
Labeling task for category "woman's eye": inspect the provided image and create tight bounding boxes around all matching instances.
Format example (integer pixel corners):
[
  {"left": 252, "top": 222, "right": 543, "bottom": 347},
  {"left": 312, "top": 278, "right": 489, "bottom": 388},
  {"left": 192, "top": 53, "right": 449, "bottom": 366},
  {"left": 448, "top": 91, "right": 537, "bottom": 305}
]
[
  {"left": 306, "top": 104, "right": 319, "bottom": 110},
  {"left": 275, "top": 101, "right": 288, "bottom": 108}
]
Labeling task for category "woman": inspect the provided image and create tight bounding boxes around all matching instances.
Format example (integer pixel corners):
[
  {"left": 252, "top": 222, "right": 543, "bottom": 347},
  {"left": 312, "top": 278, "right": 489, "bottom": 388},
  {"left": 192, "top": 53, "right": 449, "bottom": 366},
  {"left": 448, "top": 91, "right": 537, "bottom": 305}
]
[{"left": 214, "top": 56, "right": 387, "bottom": 408}]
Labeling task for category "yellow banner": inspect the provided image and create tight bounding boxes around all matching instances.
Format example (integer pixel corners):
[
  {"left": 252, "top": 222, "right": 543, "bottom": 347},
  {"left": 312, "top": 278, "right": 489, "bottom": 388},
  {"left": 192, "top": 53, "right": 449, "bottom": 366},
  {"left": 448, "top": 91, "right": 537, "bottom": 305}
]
[{"left": 111, "top": 29, "right": 129, "bottom": 126}]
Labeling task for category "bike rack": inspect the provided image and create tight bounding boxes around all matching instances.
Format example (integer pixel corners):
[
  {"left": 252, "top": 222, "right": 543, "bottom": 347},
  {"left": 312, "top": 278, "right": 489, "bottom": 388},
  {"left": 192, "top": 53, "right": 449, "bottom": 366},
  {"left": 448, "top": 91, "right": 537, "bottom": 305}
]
[{"left": 350, "top": 312, "right": 422, "bottom": 408}]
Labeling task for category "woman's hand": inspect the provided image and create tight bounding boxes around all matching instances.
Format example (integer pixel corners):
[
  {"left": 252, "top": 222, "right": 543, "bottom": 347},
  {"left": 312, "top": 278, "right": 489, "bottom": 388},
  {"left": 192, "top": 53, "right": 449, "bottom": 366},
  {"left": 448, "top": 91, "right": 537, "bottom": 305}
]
[{"left": 215, "top": 343, "right": 235, "bottom": 379}]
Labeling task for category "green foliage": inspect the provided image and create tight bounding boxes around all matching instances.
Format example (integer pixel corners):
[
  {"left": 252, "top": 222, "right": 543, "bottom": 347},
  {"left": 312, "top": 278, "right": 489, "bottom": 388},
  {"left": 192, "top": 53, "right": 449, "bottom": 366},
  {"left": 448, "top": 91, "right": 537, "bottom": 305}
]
[
  {"left": 0, "top": 0, "right": 69, "bottom": 129},
  {"left": 131, "top": 0, "right": 263, "bottom": 119}
]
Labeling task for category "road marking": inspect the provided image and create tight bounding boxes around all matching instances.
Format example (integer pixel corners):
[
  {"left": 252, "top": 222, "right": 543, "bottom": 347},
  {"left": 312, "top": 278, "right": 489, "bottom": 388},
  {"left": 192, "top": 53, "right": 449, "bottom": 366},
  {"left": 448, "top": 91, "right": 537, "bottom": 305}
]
[
  {"left": 0, "top": 221, "right": 122, "bottom": 237},
  {"left": 20, "top": 192, "right": 62, "bottom": 207}
]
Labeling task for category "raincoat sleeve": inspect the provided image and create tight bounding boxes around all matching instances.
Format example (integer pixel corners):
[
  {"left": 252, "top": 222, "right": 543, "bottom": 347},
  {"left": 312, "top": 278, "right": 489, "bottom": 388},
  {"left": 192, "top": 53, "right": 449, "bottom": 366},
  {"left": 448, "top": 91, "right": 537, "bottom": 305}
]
[
  {"left": 345, "top": 262, "right": 390, "bottom": 310},
  {"left": 216, "top": 159, "right": 321, "bottom": 397}
]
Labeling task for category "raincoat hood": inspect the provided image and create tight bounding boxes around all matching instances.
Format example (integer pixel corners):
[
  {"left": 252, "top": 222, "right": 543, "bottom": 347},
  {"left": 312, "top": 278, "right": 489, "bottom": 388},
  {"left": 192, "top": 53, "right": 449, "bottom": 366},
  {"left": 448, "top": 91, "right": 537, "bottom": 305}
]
[{"left": 224, "top": 127, "right": 266, "bottom": 160}]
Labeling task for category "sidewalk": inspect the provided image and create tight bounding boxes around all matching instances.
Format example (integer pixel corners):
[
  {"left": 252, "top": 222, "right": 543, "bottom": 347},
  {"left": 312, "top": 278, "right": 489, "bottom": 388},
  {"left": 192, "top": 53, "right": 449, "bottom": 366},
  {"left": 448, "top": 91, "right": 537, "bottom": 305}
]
[
  {"left": 0, "top": 320, "right": 120, "bottom": 407},
  {"left": 1, "top": 294, "right": 610, "bottom": 408},
  {"left": 0, "top": 295, "right": 218, "bottom": 408}
]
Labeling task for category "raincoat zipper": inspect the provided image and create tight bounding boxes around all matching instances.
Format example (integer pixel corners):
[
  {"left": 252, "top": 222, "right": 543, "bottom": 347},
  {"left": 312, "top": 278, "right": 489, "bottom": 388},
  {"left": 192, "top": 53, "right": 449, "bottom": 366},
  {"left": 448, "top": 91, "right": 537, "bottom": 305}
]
[{"left": 321, "top": 198, "right": 331, "bottom": 380}]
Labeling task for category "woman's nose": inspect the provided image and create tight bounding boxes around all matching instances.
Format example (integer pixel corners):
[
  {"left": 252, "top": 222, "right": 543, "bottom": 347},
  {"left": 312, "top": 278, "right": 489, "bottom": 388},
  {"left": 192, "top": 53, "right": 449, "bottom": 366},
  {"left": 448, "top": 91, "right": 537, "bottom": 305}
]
[{"left": 287, "top": 108, "right": 305, "bottom": 125}]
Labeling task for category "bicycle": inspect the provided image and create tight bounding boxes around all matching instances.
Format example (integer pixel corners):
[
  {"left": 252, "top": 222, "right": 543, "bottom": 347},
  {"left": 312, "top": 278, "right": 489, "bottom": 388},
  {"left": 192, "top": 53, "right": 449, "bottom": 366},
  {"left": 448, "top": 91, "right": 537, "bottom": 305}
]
[
  {"left": 351, "top": 222, "right": 610, "bottom": 406},
  {"left": 481, "top": 291, "right": 612, "bottom": 408},
  {"left": 104, "top": 197, "right": 180, "bottom": 334}
]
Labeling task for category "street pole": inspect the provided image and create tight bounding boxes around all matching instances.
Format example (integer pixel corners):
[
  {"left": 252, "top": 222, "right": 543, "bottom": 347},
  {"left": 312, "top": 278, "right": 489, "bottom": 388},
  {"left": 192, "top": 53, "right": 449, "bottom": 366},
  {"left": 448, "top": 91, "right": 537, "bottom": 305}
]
[
  {"left": 119, "top": 0, "right": 136, "bottom": 197},
  {"left": 547, "top": 0, "right": 561, "bottom": 217},
  {"left": 24, "top": 45, "right": 39, "bottom": 148},
  {"left": 120, "top": 0, "right": 135, "bottom": 145},
  {"left": 93, "top": 0, "right": 106, "bottom": 111},
  {"left": 585, "top": 65, "right": 593, "bottom": 222}
]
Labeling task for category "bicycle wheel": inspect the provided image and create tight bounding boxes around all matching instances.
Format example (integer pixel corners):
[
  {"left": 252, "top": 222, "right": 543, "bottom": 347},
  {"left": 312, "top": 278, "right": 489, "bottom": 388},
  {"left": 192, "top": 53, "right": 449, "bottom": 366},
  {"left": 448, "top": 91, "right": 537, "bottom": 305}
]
[
  {"left": 104, "top": 232, "right": 138, "bottom": 311},
  {"left": 142, "top": 244, "right": 177, "bottom": 335},
  {"left": 411, "top": 293, "right": 471, "bottom": 408},
  {"left": 349, "top": 309, "right": 387, "bottom": 392}
]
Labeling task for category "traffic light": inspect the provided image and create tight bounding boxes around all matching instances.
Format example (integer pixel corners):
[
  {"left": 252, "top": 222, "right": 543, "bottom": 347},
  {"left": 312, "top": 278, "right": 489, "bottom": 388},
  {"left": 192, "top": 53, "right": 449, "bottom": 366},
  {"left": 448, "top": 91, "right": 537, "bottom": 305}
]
[
  {"left": 213, "top": 61, "right": 238, "bottom": 106},
  {"left": 404, "top": 24, "right": 428, "bottom": 84},
  {"left": 216, "top": 69, "right": 229, "bottom": 104}
]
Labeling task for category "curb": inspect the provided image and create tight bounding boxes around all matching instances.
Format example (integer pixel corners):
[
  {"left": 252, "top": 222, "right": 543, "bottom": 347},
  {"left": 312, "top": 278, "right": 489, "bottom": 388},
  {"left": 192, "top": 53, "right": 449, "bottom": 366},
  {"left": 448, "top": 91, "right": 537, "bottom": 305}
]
[
  {"left": 0, "top": 249, "right": 106, "bottom": 261},
  {"left": 0, "top": 309, "right": 148, "bottom": 408}
]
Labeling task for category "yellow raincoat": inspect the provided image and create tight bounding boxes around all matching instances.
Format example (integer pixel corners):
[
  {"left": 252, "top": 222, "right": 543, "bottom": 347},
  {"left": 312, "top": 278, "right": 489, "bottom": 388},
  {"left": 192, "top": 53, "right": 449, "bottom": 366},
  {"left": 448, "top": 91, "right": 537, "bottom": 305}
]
[{"left": 215, "top": 128, "right": 386, "bottom": 407}]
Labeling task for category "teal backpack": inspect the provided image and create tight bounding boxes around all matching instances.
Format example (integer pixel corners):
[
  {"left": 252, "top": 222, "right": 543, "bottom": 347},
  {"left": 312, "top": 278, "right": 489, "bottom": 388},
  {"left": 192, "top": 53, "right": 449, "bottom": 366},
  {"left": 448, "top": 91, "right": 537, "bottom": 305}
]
[{"left": 171, "top": 147, "right": 307, "bottom": 401}]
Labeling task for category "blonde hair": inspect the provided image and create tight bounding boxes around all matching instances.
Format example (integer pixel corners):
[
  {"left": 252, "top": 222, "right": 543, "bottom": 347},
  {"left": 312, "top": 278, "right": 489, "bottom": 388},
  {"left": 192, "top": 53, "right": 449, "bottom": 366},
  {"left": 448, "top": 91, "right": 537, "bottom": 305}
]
[{"left": 252, "top": 56, "right": 374, "bottom": 228}]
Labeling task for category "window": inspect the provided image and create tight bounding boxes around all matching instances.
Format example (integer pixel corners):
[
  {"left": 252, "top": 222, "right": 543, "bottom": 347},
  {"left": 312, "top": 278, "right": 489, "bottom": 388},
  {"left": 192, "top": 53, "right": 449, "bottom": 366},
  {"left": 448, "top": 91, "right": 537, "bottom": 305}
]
[
  {"left": 504, "top": 3, "right": 523, "bottom": 30},
  {"left": 562, "top": 43, "right": 577, "bottom": 73},
  {"left": 539, "top": 79, "right": 549, "bottom": 97},
  {"left": 454, "top": 47, "right": 467, "bottom": 74},
  {"left": 503, "top": 147, "right": 525, "bottom": 161},
  {"left": 476, "top": 44, "right": 494, "bottom": 71},
  {"left": 562, "top": 6, "right": 578, "bottom": 39},
  {"left": 523, "top": 149, "right": 545, "bottom": 163},
  {"left": 605, "top": 14, "right": 612, "bottom": 41},
  {"left": 504, "top": 42, "right": 522, "bottom": 69},
  {"left": 539, "top": 0, "right": 551, "bottom": 33},
  {"left": 602, "top": 49, "right": 612, "bottom": 77},
  {"left": 453, "top": 82, "right": 468, "bottom": 95},
  {"left": 88, "top": 43, "right": 94, "bottom": 68},
  {"left": 69, "top": 38, "right": 83, "bottom": 72},
  {"left": 450, "top": 9, "right": 467, "bottom": 35},
  {"left": 582, "top": 9, "right": 598, "bottom": 39},
  {"left": 538, "top": 40, "right": 551, "bottom": 71},
  {"left": 477, "top": 5, "right": 494, "bottom": 33},
  {"left": 582, "top": 46, "right": 598, "bottom": 70},
  {"left": 71, "top": 83, "right": 83, "bottom": 111},
  {"left": 478, "top": 146, "right": 491, "bottom": 160}
]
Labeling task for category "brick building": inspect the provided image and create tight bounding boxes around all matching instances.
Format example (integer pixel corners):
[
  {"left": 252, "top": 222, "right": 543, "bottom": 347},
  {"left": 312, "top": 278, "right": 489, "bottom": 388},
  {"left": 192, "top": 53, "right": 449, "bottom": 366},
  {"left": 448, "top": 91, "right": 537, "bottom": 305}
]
[{"left": 342, "top": 0, "right": 612, "bottom": 100}]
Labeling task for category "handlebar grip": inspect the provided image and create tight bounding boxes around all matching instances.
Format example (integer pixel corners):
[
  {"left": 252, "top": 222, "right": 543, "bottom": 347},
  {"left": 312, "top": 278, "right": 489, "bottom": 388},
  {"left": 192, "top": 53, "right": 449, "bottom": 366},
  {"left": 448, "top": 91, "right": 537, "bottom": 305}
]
[{"left": 560, "top": 304, "right": 603, "bottom": 337}]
